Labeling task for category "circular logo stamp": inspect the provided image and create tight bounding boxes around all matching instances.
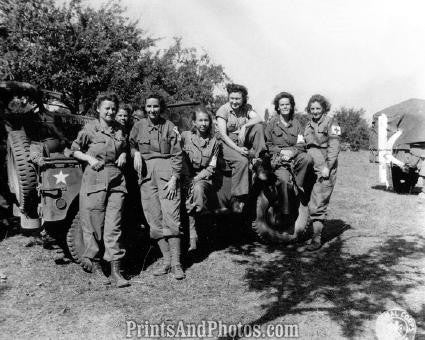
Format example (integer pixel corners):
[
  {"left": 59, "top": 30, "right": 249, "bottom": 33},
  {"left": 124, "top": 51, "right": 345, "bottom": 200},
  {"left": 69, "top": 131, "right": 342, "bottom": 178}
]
[{"left": 375, "top": 308, "right": 416, "bottom": 340}]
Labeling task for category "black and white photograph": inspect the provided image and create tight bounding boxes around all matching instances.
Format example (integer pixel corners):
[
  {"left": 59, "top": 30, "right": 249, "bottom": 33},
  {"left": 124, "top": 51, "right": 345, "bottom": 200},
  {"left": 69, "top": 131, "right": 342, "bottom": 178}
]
[{"left": 0, "top": 0, "right": 424, "bottom": 339}]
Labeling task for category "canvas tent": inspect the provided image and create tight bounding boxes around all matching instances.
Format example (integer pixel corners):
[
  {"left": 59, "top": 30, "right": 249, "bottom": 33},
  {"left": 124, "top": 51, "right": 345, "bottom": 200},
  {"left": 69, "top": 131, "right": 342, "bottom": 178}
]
[{"left": 370, "top": 98, "right": 425, "bottom": 151}]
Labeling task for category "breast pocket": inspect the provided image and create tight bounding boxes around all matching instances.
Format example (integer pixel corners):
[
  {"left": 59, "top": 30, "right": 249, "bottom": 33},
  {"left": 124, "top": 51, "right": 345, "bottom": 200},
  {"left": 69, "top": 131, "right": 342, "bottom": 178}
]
[
  {"left": 138, "top": 136, "right": 151, "bottom": 154},
  {"left": 317, "top": 127, "right": 328, "bottom": 143},
  {"left": 160, "top": 136, "right": 171, "bottom": 154}
]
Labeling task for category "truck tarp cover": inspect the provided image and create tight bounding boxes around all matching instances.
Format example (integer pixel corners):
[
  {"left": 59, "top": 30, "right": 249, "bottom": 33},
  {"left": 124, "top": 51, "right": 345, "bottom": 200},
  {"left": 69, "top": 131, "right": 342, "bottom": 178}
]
[{"left": 370, "top": 98, "right": 425, "bottom": 150}]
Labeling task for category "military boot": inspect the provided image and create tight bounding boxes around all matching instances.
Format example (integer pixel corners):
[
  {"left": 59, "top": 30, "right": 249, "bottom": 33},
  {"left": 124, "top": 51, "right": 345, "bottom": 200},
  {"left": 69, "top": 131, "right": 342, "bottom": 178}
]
[
  {"left": 110, "top": 260, "right": 130, "bottom": 288},
  {"left": 169, "top": 237, "right": 185, "bottom": 280},
  {"left": 306, "top": 220, "right": 324, "bottom": 251},
  {"left": 153, "top": 238, "right": 171, "bottom": 276},
  {"left": 92, "top": 260, "right": 111, "bottom": 285}
]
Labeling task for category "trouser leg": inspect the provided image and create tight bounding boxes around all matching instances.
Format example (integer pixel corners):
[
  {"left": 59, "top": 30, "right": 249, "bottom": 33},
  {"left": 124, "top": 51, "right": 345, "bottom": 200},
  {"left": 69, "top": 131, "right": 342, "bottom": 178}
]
[
  {"left": 158, "top": 179, "right": 181, "bottom": 238},
  {"left": 141, "top": 178, "right": 163, "bottom": 240},
  {"left": 293, "top": 152, "right": 314, "bottom": 188},
  {"left": 81, "top": 190, "right": 106, "bottom": 260},
  {"left": 274, "top": 168, "right": 291, "bottom": 215},
  {"left": 244, "top": 123, "right": 266, "bottom": 157},
  {"left": 222, "top": 142, "right": 249, "bottom": 196},
  {"left": 103, "top": 191, "right": 126, "bottom": 262},
  {"left": 308, "top": 166, "right": 337, "bottom": 221}
]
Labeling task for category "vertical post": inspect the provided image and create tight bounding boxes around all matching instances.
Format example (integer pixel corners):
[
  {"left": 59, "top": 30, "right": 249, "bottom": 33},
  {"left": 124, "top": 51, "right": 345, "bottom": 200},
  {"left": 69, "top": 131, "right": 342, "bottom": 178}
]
[{"left": 378, "top": 114, "right": 388, "bottom": 187}]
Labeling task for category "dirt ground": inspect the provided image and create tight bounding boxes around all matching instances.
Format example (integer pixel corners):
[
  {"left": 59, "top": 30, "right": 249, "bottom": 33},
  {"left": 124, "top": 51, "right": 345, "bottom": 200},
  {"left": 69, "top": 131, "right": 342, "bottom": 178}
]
[{"left": 0, "top": 151, "right": 424, "bottom": 339}]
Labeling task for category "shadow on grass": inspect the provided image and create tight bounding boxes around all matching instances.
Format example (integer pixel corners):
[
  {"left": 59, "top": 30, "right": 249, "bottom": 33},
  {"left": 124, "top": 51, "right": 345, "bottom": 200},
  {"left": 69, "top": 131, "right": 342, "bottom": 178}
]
[
  {"left": 371, "top": 185, "right": 422, "bottom": 195},
  {"left": 219, "top": 222, "right": 425, "bottom": 339}
]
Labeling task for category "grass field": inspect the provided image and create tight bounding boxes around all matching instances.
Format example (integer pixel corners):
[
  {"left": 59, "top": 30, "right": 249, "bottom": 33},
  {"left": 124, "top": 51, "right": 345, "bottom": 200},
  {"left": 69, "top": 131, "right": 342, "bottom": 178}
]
[{"left": 1, "top": 150, "right": 424, "bottom": 339}]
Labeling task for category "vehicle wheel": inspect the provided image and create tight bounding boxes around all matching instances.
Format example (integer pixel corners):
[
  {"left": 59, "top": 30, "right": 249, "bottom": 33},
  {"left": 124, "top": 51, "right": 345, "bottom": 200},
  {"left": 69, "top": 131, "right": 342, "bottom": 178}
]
[
  {"left": 6, "top": 130, "right": 38, "bottom": 216},
  {"left": 66, "top": 212, "right": 85, "bottom": 265},
  {"left": 252, "top": 190, "right": 299, "bottom": 244},
  {"left": 391, "top": 165, "right": 418, "bottom": 194}
]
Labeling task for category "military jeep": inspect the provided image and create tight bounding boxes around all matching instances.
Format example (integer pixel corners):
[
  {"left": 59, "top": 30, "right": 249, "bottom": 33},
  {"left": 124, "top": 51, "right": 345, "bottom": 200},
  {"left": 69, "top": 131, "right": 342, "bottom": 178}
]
[{"left": 2, "top": 81, "right": 309, "bottom": 271}]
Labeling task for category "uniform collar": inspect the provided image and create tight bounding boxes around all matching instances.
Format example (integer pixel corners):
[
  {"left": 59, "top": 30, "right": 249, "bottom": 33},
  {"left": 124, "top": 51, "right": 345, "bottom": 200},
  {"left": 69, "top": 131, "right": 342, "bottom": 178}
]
[
  {"left": 277, "top": 115, "right": 293, "bottom": 128},
  {"left": 191, "top": 131, "right": 211, "bottom": 148},
  {"left": 147, "top": 116, "right": 165, "bottom": 131},
  {"left": 95, "top": 120, "right": 117, "bottom": 136}
]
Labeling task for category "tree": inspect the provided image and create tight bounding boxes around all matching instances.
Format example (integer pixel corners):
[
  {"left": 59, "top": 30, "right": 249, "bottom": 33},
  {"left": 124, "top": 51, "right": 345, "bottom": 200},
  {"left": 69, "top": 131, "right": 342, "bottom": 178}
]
[
  {"left": 334, "top": 107, "right": 370, "bottom": 150},
  {"left": 0, "top": 0, "right": 228, "bottom": 114}
]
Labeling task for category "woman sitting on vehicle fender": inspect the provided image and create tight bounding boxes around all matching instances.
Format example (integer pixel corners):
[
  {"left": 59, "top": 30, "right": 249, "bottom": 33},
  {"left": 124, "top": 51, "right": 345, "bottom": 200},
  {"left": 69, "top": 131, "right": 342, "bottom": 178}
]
[
  {"left": 215, "top": 83, "right": 266, "bottom": 212},
  {"left": 181, "top": 107, "right": 219, "bottom": 252},
  {"left": 265, "top": 92, "right": 313, "bottom": 219}
]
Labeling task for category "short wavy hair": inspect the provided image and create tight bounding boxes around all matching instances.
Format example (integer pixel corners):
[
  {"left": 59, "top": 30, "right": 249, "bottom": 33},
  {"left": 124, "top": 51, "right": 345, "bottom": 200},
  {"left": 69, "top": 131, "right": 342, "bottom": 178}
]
[
  {"left": 145, "top": 92, "right": 167, "bottom": 113},
  {"left": 306, "top": 94, "right": 331, "bottom": 114},
  {"left": 273, "top": 92, "right": 295, "bottom": 119},
  {"left": 94, "top": 92, "right": 120, "bottom": 114},
  {"left": 118, "top": 103, "right": 133, "bottom": 115},
  {"left": 226, "top": 83, "right": 248, "bottom": 106}
]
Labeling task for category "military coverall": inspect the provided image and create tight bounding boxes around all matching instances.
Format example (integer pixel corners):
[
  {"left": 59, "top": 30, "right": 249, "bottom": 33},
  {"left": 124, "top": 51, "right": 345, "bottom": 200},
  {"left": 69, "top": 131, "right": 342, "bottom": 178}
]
[
  {"left": 265, "top": 116, "right": 313, "bottom": 214},
  {"left": 71, "top": 120, "right": 127, "bottom": 262},
  {"left": 304, "top": 114, "right": 341, "bottom": 221},
  {"left": 129, "top": 117, "right": 182, "bottom": 240},
  {"left": 216, "top": 102, "right": 266, "bottom": 196}
]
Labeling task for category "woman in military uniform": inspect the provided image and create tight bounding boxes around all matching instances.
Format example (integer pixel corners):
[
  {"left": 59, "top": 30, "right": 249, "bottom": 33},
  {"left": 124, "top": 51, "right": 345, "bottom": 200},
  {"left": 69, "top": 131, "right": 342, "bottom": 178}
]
[
  {"left": 265, "top": 92, "right": 313, "bottom": 218},
  {"left": 71, "top": 92, "right": 130, "bottom": 288},
  {"left": 181, "top": 107, "right": 219, "bottom": 252},
  {"left": 304, "top": 94, "right": 341, "bottom": 251},
  {"left": 216, "top": 83, "right": 266, "bottom": 212},
  {"left": 130, "top": 94, "right": 185, "bottom": 280}
]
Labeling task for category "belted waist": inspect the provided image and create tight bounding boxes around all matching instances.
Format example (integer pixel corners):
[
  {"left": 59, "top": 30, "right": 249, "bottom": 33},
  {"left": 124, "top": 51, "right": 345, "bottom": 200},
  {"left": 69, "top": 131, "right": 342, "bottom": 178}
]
[{"left": 306, "top": 144, "right": 327, "bottom": 149}]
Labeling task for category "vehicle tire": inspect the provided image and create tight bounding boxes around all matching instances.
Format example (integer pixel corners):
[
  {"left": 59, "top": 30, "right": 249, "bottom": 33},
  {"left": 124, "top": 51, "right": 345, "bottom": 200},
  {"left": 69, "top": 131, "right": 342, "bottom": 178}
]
[
  {"left": 66, "top": 212, "right": 85, "bottom": 265},
  {"left": 6, "top": 130, "right": 38, "bottom": 216},
  {"left": 391, "top": 165, "right": 418, "bottom": 194},
  {"left": 252, "top": 190, "right": 300, "bottom": 244}
]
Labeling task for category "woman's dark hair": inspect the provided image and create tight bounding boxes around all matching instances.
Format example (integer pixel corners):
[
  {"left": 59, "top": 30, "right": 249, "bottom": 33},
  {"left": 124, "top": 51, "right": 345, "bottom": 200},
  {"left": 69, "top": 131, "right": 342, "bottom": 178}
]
[
  {"left": 94, "top": 92, "right": 120, "bottom": 116},
  {"left": 226, "top": 83, "right": 248, "bottom": 106},
  {"left": 273, "top": 92, "right": 295, "bottom": 119},
  {"left": 145, "top": 92, "right": 167, "bottom": 113},
  {"left": 191, "top": 106, "right": 214, "bottom": 136},
  {"left": 306, "top": 94, "right": 331, "bottom": 114}
]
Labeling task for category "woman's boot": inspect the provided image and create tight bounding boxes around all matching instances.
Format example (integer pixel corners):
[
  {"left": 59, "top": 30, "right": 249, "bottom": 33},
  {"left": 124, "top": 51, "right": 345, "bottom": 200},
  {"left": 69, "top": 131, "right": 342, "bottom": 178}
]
[
  {"left": 306, "top": 220, "right": 323, "bottom": 251},
  {"left": 169, "top": 237, "right": 185, "bottom": 280},
  {"left": 110, "top": 260, "right": 130, "bottom": 288},
  {"left": 153, "top": 238, "right": 171, "bottom": 276}
]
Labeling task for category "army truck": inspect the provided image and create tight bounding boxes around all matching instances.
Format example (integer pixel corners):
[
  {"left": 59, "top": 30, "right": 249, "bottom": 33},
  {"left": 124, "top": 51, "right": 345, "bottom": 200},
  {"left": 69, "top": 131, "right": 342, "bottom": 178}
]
[{"left": 370, "top": 98, "right": 425, "bottom": 193}]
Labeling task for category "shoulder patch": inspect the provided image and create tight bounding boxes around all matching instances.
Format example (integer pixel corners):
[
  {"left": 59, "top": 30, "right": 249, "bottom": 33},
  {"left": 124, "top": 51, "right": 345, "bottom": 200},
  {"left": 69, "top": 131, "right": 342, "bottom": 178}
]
[{"left": 330, "top": 124, "right": 341, "bottom": 136}]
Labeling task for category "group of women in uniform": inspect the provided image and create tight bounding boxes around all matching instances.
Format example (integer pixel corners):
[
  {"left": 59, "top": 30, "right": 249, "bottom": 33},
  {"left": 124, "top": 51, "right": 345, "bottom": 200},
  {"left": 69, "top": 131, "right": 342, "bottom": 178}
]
[{"left": 70, "top": 84, "right": 340, "bottom": 287}]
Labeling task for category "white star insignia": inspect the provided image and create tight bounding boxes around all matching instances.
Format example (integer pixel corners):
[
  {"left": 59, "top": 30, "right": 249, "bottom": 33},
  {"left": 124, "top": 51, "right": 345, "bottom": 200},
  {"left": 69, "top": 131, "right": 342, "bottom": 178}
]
[{"left": 53, "top": 170, "right": 69, "bottom": 185}]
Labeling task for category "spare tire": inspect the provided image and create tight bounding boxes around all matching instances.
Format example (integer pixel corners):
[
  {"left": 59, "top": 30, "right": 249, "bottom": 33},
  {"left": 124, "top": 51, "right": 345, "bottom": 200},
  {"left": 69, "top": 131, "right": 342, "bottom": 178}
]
[
  {"left": 6, "top": 130, "right": 38, "bottom": 216},
  {"left": 66, "top": 212, "right": 85, "bottom": 266},
  {"left": 252, "top": 189, "right": 309, "bottom": 244}
]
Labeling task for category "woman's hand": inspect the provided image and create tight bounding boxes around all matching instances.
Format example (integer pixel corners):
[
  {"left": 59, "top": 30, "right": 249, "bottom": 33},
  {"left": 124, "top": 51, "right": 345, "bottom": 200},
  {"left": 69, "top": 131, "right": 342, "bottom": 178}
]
[
  {"left": 280, "top": 149, "right": 294, "bottom": 161},
  {"left": 88, "top": 156, "right": 104, "bottom": 171},
  {"left": 237, "top": 146, "right": 249, "bottom": 157},
  {"left": 320, "top": 166, "right": 330, "bottom": 179},
  {"left": 164, "top": 176, "right": 177, "bottom": 200},
  {"left": 134, "top": 152, "right": 142, "bottom": 174},
  {"left": 238, "top": 125, "right": 246, "bottom": 144},
  {"left": 116, "top": 153, "right": 126, "bottom": 168}
]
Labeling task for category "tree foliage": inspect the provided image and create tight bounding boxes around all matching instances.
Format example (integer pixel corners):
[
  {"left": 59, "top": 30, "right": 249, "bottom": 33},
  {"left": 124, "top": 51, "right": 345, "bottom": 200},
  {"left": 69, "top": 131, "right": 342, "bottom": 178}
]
[
  {"left": 334, "top": 107, "right": 370, "bottom": 150},
  {"left": 0, "top": 0, "right": 228, "bottom": 114}
]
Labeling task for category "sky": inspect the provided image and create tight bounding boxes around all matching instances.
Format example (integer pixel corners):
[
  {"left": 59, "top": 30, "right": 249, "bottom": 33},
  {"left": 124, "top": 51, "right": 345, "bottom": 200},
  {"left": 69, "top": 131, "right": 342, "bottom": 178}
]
[{"left": 85, "top": 0, "right": 425, "bottom": 120}]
